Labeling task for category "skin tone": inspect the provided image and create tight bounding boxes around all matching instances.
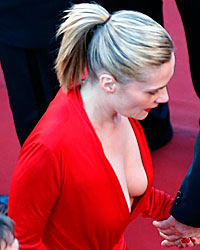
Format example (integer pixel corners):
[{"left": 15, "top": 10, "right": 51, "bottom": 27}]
[
  {"left": 153, "top": 216, "right": 200, "bottom": 248},
  {"left": 0, "top": 238, "right": 19, "bottom": 250},
  {"left": 81, "top": 52, "right": 175, "bottom": 128},
  {"left": 80, "top": 53, "right": 175, "bottom": 212}
]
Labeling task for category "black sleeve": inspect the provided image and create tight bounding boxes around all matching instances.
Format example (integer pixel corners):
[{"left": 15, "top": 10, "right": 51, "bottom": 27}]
[{"left": 170, "top": 130, "right": 200, "bottom": 227}]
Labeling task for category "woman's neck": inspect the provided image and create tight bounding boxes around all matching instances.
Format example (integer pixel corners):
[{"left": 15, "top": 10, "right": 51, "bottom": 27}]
[{"left": 80, "top": 81, "right": 121, "bottom": 130}]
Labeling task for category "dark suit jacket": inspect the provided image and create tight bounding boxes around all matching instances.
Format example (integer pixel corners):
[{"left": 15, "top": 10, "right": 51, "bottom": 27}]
[
  {"left": 0, "top": 0, "right": 163, "bottom": 48},
  {"left": 170, "top": 130, "right": 200, "bottom": 227},
  {"left": 170, "top": 1, "right": 200, "bottom": 227},
  {"left": 0, "top": 0, "right": 70, "bottom": 48},
  {"left": 176, "top": 0, "right": 200, "bottom": 98}
]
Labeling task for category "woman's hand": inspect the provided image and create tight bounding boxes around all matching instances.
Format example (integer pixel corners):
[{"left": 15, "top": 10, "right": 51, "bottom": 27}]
[{"left": 153, "top": 216, "right": 200, "bottom": 248}]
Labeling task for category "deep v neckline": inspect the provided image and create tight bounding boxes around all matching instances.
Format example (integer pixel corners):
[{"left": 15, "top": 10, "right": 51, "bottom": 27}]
[{"left": 76, "top": 87, "right": 147, "bottom": 216}]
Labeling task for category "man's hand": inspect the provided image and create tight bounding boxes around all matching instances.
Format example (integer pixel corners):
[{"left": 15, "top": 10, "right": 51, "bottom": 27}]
[{"left": 153, "top": 216, "right": 200, "bottom": 248}]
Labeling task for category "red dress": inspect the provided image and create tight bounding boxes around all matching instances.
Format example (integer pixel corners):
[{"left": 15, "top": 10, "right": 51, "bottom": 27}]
[{"left": 8, "top": 87, "right": 173, "bottom": 250}]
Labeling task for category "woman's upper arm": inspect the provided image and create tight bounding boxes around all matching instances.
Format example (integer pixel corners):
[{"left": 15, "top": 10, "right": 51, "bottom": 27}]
[{"left": 8, "top": 143, "right": 61, "bottom": 249}]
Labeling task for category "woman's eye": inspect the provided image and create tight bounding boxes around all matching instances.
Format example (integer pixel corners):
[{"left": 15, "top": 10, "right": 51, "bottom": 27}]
[{"left": 149, "top": 91, "right": 157, "bottom": 95}]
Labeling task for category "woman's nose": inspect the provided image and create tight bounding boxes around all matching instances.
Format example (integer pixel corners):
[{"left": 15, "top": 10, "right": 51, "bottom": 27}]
[{"left": 156, "top": 87, "right": 169, "bottom": 103}]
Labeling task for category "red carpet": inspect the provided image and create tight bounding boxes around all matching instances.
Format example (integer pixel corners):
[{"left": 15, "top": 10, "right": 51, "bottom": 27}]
[
  {"left": 0, "top": 66, "right": 20, "bottom": 194},
  {"left": 0, "top": 0, "right": 199, "bottom": 249},
  {"left": 125, "top": 1, "right": 200, "bottom": 249}
]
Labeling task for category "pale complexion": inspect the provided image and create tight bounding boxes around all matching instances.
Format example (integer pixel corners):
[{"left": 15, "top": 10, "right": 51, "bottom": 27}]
[
  {"left": 80, "top": 53, "right": 175, "bottom": 212},
  {"left": 0, "top": 238, "right": 19, "bottom": 250},
  {"left": 81, "top": 53, "right": 175, "bottom": 125},
  {"left": 153, "top": 216, "right": 200, "bottom": 248}
]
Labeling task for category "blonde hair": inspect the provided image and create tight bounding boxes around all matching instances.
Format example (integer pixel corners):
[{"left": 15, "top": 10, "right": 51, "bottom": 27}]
[{"left": 56, "top": 3, "right": 174, "bottom": 91}]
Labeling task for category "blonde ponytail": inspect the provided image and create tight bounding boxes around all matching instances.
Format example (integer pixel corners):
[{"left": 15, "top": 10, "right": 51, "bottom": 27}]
[
  {"left": 56, "top": 3, "right": 174, "bottom": 92},
  {"left": 55, "top": 3, "right": 110, "bottom": 91}
]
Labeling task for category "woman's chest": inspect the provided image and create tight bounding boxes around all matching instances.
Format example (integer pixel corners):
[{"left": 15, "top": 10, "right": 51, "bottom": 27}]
[{"left": 97, "top": 119, "right": 148, "bottom": 211}]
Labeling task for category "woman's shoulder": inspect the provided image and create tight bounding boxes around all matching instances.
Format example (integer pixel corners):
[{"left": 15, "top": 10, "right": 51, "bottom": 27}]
[{"left": 23, "top": 88, "right": 93, "bottom": 153}]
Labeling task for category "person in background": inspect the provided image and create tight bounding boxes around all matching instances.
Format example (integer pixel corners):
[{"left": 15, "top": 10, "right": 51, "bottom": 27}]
[
  {"left": 0, "top": 197, "right": 8, "bottom": 216},
  {"left": 175, "top": 0, "right": 200, "bottom": 99},
  {"left": 0, "top": 0, "right": 73, "bottom": 213},
  {"left": 153, "top": 131, "right": 200, "bottom": 248},
  {"left": 0, "top": 0, "right": 172, "bottom": 150},
  {"left": 8, "top": 3, "right": 177, "bottom": 250},
  {"left": 0, "top": 214, "right": 19, "bottom": 250},
  {"left": 153, "top": 0, "right": 200, "bottom": 248},
  {"left": 0, "top": 0, "right": 70, "bottom": 146}
]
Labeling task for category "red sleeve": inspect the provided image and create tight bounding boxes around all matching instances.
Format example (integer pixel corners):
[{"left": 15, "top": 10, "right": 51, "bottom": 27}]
[
  {"left": 8, "top": 143, "right": 61, "bottom": 250},
  {"left": 141, "top": 187, "right": 174, "bottom": 220}
]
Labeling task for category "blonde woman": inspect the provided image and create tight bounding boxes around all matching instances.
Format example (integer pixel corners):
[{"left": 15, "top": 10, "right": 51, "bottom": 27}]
[{"left": 9, "top": 3, "right": 176, "bottom": 250}]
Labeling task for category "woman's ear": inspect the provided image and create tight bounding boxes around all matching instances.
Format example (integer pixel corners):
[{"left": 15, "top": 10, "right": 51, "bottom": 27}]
[{"left": 99, "top": 74, "right": 116, "bottom": 93}]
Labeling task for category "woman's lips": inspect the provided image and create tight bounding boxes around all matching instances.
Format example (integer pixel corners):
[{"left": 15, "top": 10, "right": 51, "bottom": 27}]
[{"left": 145, "top": 108, "right": 151, "bottom": 112}]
